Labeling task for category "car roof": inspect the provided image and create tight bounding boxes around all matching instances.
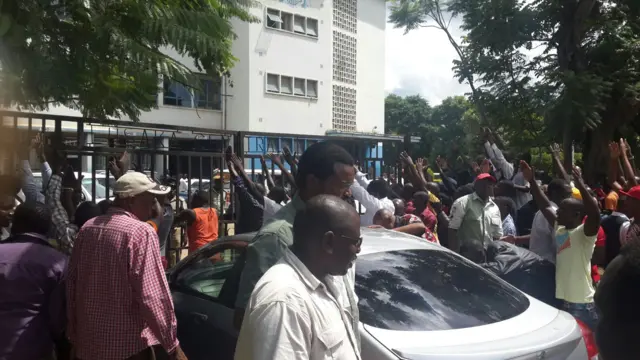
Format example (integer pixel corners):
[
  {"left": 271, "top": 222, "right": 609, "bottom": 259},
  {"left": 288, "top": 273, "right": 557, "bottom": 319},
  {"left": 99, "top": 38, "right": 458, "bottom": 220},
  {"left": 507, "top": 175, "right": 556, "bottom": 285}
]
[{"left": 220, "top": 227, "right": 439, "bottom": 256}]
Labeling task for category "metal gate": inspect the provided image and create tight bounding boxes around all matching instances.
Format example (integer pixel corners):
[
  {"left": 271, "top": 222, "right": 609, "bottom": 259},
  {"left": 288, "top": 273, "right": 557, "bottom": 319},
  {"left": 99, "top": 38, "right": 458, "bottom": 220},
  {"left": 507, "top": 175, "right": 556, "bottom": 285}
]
[
  {"left": 1, "top": 111, "right": 409, "bottom": 265},
  {"left": 0, "top": 111, "right": 237, "bottom": 265}
]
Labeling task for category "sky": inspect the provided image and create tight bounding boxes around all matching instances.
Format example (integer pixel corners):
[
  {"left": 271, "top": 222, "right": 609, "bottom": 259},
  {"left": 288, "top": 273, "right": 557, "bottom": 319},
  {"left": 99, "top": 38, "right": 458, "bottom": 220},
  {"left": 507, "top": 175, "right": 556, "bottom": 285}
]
[{"left": 384, "top": 13, "right": 469, "bottom": 106}]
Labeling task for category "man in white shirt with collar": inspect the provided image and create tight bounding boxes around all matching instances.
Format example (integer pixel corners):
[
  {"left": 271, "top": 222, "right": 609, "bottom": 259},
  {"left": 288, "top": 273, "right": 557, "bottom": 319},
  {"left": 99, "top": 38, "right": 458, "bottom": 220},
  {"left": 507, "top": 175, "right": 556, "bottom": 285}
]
[
  {"left": 235, "top": 195, "right": 361, "bottom": 360},
  {"left": 349, "top": 167, "right": 394, "bottom": 226}
]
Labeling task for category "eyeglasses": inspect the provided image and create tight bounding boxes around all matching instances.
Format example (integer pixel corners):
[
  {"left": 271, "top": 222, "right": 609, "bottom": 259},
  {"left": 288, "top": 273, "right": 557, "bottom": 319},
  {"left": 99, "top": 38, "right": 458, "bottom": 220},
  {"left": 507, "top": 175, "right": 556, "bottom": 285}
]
[{"left": 339, "top": 234, "right": 363, "bottom": 247}]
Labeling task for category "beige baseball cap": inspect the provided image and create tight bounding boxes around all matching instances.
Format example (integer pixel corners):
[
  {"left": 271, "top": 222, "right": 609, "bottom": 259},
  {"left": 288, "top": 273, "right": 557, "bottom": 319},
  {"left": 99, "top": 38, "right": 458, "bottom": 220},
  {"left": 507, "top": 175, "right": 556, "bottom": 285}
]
[{"left": 113, "top": 172, "right": 171, "bottom": 198}]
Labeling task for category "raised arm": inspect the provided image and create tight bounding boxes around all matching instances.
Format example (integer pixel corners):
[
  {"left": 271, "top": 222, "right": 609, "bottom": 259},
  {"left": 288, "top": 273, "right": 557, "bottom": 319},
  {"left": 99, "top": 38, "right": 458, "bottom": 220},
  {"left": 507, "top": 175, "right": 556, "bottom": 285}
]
[
  {"left": 270, "top": 153, "right": 297, "bottom": 191},
  {"left": 226, "top": 147, "right": 264, "bottom": 201},
  {"left": 549, "top": 143, "right": 571, "bottom": 183},
  {"left": 619, "top": 138, "right": 638, "bottom": 188},
  {"left": 259, "top": 155, "right": 276, "bottom": 190},
  {"left": 608, "top": 142, "right": 624, "bottom": 192},
  {"left": 573, "top": 166, "right": 600, "bottom": 237},
  {"left": 520, "top": 161, "right": 557, "bottom": 225},
  {"left": 282, "top": 146, "right": 298, "bottom": 177}
]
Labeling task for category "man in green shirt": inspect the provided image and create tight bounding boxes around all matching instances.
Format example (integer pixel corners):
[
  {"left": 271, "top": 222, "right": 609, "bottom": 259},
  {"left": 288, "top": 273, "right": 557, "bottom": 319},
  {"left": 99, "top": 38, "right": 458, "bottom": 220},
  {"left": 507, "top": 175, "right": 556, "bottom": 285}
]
[{"left": 234, "top": 142, "right": 357, "bottom": 329}]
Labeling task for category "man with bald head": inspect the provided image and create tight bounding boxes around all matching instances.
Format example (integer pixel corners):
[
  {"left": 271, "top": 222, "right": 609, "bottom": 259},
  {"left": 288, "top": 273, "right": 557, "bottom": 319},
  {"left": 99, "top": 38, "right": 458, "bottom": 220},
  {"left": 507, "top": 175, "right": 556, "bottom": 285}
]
[{"left": 235, "top": 195, "right": 361, "bottom": 360}]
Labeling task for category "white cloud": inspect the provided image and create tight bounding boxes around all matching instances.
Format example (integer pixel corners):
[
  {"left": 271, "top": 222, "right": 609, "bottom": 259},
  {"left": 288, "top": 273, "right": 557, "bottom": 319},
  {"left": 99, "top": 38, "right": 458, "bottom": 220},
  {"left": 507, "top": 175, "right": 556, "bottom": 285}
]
[{"left": 384, "top": 13, "right": 469, "bottom": 105}]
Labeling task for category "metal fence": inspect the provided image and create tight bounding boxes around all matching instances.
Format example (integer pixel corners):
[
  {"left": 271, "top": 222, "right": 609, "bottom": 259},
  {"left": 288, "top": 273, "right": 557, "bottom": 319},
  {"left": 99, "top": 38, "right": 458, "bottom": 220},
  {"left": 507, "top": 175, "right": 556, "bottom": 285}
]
[{"left": 0, "top": 111, "right": 407, "bottom": 264}]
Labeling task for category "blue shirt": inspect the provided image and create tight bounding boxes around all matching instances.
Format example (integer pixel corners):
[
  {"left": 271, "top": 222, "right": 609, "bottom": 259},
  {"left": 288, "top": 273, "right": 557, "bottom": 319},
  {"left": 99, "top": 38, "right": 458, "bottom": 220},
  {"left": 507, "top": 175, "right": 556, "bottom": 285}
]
[{"left": 0, "top": 234, "right": 68, "bottom": 360}]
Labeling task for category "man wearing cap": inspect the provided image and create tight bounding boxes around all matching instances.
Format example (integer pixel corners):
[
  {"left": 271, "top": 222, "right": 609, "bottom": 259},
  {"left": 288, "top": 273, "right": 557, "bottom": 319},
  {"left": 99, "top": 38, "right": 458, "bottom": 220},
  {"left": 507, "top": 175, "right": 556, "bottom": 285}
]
[
  {"left": 448, "top": 173, "right": 503, "bottom": 263},
  {"left": 66, "top": 172, "right": 187, "bottom": 360}
]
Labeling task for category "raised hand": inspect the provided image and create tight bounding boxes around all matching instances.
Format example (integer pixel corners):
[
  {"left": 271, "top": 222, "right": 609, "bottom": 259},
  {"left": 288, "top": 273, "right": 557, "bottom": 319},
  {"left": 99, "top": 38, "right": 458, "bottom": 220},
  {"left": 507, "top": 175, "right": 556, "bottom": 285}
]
[
  {"left": 572, "top": 165, "right": 585, "bottom": 187},
  {"left": 32, "top": 133, "right": 46, "bottom": 161},
  {"left": 609, "top": 142, "right": 621, "bottom": 159},
  {"left": 619, "top": 138, "right": 629, "bottom": 156},
  {"left": 399, "top": 151, "right": 414, "bottom": 166},
  {"left": 269, "top": 152, "right": 283, "bottom": 166},
  {"left": 415, "top": 158, "right": 425, "bottom": 172},
  {"left": 549, "top": 143, "right": 561, "bottom": 155},
  {"left": 519, "top": 160, "right": 534, "bottom": 182},
  {"left": 282, "top": 146, "right": 295, "bottom": 165}
]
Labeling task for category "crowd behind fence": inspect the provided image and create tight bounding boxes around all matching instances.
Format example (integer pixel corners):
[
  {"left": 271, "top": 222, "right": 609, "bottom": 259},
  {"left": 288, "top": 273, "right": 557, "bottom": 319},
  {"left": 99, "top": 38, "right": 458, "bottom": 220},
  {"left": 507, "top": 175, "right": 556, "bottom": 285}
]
[{"left": 0, "top": 111, "right": 409, "bottom": 265}]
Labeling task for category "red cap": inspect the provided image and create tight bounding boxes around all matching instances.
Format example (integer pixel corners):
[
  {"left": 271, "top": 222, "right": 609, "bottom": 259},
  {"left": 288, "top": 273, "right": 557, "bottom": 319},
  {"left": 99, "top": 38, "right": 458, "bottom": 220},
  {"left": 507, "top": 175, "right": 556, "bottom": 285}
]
[
  {"left": 476, "top": 173, "right": 497, "bottom": 183},
  {"left": 621, "top": 185, "right": 640, "bottom": 201}
]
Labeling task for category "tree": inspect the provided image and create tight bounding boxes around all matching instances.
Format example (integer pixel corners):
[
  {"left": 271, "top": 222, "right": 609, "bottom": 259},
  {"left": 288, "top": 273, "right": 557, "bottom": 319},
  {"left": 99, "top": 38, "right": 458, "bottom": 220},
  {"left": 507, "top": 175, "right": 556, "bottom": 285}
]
[
  {"left": 0, "top": 0, "right": 257, "bottom": 121},
  {"left": 385, "top": 93, "right": 480, "bottom": 160},
  {"left": 388, "top": 0, "right": 489, "bottom": 125},
  {"left": 447, "top": 0, "right": 640, "bottom": 181}
]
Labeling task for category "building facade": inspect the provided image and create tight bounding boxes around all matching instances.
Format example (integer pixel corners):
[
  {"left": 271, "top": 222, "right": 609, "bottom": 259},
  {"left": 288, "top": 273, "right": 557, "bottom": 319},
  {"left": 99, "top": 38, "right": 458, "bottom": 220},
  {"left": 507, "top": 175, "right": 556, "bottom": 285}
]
[
  {"left": 17, "top": 0, "right": 386, "bottom": 135},
  {"left": 2, "top": 0, "right": 388, "bottom": 174}
]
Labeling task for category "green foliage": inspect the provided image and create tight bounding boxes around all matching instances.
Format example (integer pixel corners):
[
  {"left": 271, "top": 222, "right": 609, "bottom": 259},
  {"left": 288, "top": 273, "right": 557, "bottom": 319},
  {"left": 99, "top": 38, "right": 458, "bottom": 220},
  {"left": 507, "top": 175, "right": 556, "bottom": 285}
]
[
  {"left": 385, "top": 93, "right": 481, "bottom": 159},
  {"left": 0, "top": 0, "right": 257, "bottom": 121},
  {"left": 389, "top": 0, "right": 640, "bottom": 180}
]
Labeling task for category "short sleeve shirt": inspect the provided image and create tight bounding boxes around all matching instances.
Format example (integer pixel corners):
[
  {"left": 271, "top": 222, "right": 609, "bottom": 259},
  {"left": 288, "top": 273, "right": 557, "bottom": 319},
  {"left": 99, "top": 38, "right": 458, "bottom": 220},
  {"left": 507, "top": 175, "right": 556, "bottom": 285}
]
[
  {"left": 448, "top": 193, "right": 503, "bottom": 248},
  {"left": 555, "top": 223, "right": 597, "bottom": 303}
]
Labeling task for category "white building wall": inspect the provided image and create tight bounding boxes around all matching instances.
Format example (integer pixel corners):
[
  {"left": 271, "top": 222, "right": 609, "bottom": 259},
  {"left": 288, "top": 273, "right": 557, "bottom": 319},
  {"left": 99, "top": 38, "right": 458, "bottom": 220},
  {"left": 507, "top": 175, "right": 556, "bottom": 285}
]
[
  {"left": 3, "top": 0, "right": 386, "bottom": 136},
  {"left": 242, "top": 3, "right": 333, "bottom": 135},
  {"left": 355, "top": 0, "right": 386, "bottom": 134}
]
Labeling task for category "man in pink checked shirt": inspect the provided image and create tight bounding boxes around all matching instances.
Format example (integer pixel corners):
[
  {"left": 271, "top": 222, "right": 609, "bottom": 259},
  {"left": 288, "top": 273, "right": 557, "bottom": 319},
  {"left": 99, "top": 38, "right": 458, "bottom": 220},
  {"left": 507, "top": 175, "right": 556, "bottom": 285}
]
[{"left": 66, "top": 172, "right": 187, "bottom": 360}]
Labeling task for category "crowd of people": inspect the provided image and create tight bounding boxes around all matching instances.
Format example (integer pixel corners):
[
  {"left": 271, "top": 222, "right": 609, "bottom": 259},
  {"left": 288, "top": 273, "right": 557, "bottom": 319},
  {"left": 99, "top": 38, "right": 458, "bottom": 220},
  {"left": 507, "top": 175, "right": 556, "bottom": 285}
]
[{"left": 1, "top": 128, "right": 640, "bottom": 360}]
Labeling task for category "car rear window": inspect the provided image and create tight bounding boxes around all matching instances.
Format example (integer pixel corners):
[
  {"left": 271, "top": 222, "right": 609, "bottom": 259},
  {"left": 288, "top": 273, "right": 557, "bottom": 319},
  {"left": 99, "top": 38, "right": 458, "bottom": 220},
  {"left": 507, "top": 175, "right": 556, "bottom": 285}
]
[{"left": 355, "top": 249, "right": 529, "bottom": 331}]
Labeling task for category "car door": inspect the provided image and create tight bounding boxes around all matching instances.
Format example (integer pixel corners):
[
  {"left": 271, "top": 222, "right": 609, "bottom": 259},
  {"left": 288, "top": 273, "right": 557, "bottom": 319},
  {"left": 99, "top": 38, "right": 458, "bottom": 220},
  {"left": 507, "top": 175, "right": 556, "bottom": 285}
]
[{"left": 170, "top": 240, "right": 247, "bottom": 360}]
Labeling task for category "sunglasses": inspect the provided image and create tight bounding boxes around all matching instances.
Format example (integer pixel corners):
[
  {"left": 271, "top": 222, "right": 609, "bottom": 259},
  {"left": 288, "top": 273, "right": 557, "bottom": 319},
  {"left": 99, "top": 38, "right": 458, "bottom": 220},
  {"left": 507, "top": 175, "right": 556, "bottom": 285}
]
[{"left": 339, "top": 234, "right": 363, "bottom": 247}]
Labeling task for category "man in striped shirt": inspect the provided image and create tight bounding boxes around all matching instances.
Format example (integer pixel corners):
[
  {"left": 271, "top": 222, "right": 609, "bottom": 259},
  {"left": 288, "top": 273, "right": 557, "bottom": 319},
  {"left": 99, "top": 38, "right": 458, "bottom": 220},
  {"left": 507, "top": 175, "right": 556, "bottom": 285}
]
[{"left": 66, "top": 172, "right": 187, "bottom": 360}]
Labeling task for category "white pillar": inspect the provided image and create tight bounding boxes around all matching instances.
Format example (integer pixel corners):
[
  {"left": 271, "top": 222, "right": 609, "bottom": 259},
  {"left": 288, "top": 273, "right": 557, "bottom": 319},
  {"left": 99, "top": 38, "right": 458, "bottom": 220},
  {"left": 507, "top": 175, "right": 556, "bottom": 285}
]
[
  {"left": 82, "top": 133, "right": 93, "bottom": 172},
  {"left": 155, "top": 137, "right": 169, "bottom": 177}
]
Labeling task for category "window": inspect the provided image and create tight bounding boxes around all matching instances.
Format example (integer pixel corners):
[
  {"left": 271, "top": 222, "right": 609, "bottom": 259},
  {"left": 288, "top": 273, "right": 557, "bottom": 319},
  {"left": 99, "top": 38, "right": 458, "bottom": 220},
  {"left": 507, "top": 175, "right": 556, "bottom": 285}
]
[
  {"left": 280, "top": 76, "right": 293, "bottom": 95},
  {"left": 266, "top": 73, "right": 280, "bottom": 93},
  {"left": 293, "top": 78, "right": 306, "bottom": 96},
  {"left": 265, "top": 7, "right": 318, "bottom": 39},
  {"left": 306, "top": 18, "right": 318, "bottom": 37},
  {"left": 266, "top": 8, "right": 282, "bottom": 29},
  {"left": 82, "top": 178, "right": 113, "bottom": 201},
  {"left": 265, "top": 74, "right": 318, "bottom": 99},
  {"left": 306, "top": 80, "right": 318, "bottom": 98},
  {"left": 281, "top": 12, "right": 293, "bottom": 32},
  {"left": 175, "top": 245, "right": 246, "bottom": 301},
  {"left": 293, "top": 15, "right": 306, "bottom": 34},
  {"left": 195, "top": 78, "right": 222, "bottom": 110},
  {"left": 355, "top": 249, "right": 529, "bottom": 331},
  {"left": 294, "top": 139, "right": 305, "bottom": 154},
  {"left": 163, "top": 79, "right": 192, "bottom": 107}
]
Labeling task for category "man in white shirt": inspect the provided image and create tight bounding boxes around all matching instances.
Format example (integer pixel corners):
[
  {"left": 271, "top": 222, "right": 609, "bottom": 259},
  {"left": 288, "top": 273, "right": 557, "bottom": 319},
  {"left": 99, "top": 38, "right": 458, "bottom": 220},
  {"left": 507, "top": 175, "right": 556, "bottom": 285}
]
[
  {"left": 528, "top": 179, "right": 573, "bottom": 263},
  {"left": 349, "top": 169, "right": 394, "bottom": 226},
  {"left": 235, "top": 195, "right": 361, "bottom": 360}
]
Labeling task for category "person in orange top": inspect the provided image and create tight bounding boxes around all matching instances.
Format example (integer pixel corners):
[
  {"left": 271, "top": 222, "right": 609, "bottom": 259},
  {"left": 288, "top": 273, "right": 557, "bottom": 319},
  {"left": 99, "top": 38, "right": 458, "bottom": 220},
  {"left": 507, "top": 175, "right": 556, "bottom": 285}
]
[{"left": 176, "top": 190, "right": 219, "bottom": 253}]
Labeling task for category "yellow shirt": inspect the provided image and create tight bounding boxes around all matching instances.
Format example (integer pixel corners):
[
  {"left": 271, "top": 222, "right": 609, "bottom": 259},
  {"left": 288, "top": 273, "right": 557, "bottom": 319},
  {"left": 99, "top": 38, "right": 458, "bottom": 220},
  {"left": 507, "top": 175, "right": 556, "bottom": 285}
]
[{"left": 555, "top": 223, "right": 597, "bottom": 303}]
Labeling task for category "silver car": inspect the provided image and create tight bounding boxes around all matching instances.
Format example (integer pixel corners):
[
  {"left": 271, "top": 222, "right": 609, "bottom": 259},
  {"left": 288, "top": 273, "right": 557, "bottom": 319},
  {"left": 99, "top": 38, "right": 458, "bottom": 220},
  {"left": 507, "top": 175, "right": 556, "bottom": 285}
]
[{"left": 168, "top": 228, "right": 598, "bottom": 360}]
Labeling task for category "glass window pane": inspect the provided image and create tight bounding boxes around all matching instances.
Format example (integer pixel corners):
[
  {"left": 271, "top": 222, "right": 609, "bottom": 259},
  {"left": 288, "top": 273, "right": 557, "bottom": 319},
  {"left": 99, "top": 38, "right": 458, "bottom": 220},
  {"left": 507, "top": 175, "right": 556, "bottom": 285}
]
[
  {"left": 196, "top": 78, "right": 221, "bottom": 110},
  {"left": 176, "top": 247, "right": 244, "bottom": 299},
  {"left": 355, "top": 249, "right": 530, "bottom": 331},
  {"left": 163, "top": 80, "right": 192, "bottom": 107}
]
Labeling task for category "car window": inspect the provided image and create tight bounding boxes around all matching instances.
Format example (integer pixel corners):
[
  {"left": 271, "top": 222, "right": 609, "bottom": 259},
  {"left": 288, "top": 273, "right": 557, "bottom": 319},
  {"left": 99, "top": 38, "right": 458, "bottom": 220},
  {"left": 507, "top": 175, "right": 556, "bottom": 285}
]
[
  {"left": 82, "top": 179, "right": 113, "bottom": 200},
  {"left": 355, "top": 249, "right": 529, "bottom": 331},
  {"left": 175, "top": 246, "right": 245, "bottom": 300}
]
